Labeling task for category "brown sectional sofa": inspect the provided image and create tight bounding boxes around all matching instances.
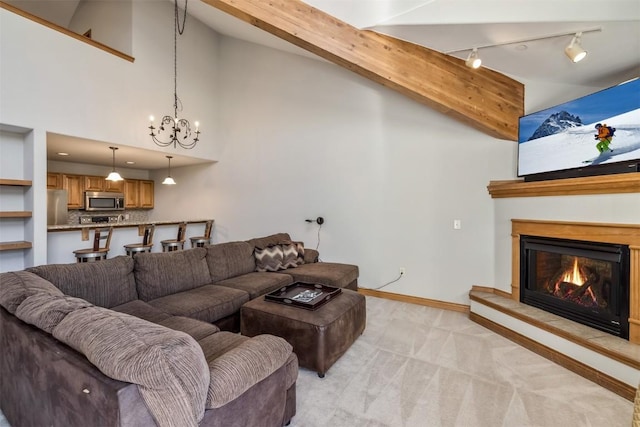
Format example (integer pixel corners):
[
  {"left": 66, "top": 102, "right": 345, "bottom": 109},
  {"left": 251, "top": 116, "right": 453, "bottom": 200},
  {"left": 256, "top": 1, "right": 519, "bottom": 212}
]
[{"left": 0, "top": 233, "right": 359, "bottom": 427}]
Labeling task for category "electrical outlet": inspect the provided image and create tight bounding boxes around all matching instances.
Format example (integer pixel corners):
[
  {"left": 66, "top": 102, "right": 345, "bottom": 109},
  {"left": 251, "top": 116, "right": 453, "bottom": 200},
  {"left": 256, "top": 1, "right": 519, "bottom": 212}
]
[
  {"left": 399, "top": 267, "right": 406, "bottom": 276},
  {"left": 453, "top": 219, "right": 462, "bottom": 230}
]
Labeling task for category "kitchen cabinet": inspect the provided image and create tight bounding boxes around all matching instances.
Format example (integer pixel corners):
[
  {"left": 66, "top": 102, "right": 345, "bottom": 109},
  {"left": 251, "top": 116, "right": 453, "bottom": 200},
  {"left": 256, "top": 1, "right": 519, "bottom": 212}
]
[
  {"left": 63, "top": 174, "right": 84, "bottom": 209},
  {"left": 124, "top": 179, "right": 139, "bottom": 208},
  {"left": 139, "top": 180, "right": 154, "bottom": 208},
  {"left": 124, "top": 179, "right": 154, "bottom": 209},
  {"left": 47, "top": 173, "right": 62, "bottom": 189},
  {"left": 84, "top": 175, "right": 105, "bottom": 192},
  {"left": 82, "top": 175, "right": 124, "bottom": 193},
  {"left": 105, "top": 179, "right": 125, "bottom": 193}
]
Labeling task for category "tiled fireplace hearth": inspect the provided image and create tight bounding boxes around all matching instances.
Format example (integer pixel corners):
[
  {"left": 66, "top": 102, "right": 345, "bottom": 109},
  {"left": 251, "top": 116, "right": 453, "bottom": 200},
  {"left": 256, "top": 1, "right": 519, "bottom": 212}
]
[
  {"left": 511, "top": 220, "right": 640, "bottom": 344},
  {"left": 469, "top": 219, "right": 640, "bottom": 400}
]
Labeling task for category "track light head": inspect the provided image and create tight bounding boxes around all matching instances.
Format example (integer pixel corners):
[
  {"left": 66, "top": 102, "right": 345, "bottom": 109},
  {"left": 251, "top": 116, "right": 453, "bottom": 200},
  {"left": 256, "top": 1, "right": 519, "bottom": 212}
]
[
  {"left": 565, "top": 32, "right": 587, "bottom": 63},
  {"left": 465, "top": 48, "right": 482, "bottom": 69}
]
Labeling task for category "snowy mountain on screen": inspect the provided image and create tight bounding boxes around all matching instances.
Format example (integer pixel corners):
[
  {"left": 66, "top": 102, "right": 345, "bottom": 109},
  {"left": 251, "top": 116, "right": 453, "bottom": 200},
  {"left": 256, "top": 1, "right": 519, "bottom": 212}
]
[
  {"left": 527, "top": 111, "right": 583, "bottom": 141},
  {"left": 518, "top": 109, "right": 640, "bottom": 176}
]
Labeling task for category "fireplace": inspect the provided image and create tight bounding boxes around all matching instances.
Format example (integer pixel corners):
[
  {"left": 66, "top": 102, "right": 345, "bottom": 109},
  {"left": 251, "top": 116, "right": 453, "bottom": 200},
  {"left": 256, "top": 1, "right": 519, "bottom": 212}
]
[{"left": 520, "top": 235, "right": 630, "bottom": 339}]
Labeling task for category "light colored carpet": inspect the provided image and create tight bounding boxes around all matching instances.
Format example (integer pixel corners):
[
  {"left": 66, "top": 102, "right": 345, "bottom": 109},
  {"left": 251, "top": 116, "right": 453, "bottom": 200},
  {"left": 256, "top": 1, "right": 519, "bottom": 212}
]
[
  {"left": 290, "top": 296, "right": 633, "bottom": 427},
  {"left": 0, "top": 296, "right": 633, "bottom": 426}
]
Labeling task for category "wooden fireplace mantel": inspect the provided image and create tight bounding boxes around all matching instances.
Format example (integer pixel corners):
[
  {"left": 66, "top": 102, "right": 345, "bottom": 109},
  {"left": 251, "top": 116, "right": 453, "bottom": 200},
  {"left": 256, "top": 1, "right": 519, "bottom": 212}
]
[
  {"left": 511, "top": 219, "right": 640, "bottom": 344},
  {"left": 488, "top": 172, "right": 640, "bottom": 198}
]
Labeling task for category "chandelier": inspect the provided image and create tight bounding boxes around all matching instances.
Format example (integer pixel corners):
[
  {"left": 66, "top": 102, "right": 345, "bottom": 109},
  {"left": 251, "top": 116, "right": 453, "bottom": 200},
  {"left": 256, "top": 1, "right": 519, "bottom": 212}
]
[{"left": 149, "top": 0, "right": 200, "bottom": 149}]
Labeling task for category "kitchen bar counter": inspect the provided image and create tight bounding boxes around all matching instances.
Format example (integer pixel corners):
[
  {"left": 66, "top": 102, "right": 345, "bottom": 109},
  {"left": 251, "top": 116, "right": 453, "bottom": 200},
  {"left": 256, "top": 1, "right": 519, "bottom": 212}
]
[
  {"left": 46, "top": 219, "right": 214, "bottom": 264},
  {"left": 47, "top": 219, "right": 212, "bottom": 232}
]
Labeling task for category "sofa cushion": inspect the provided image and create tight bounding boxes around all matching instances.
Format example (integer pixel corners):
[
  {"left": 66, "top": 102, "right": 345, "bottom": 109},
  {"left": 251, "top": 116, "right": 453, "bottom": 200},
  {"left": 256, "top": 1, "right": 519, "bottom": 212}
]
[
  {"left": 283, "top": 262, "right": 359, "bottom": 290},
  {"left": 246, "top": 233, "right": 292, "bottom": 251},
  {"left": 214, "top": 272, "right": 293, "bottom": 299},
  {"left": 304, "top": 248, "right": 320, "bottom": 264},
  {"left": 0, "top": 271, "right": 63, "bottom": 314},
  {"left": 203, "top": 334, "right": 293, "bottom": 409},
  {"left": 52, "top": 306, "right": 210, "bottom": 427},
  {"left": 206, "top": 242, "right": 256, "bottom": 282},
  {"left": 111, "top": 300, "right": 172, "bottom": 324},
  {"left": 134, "top": 248, "right": 211, "bottom": 301},
  {"left": 157, "top": 316, "right": 220, "bottom": 341},
  {"left": 254, "top": 245, "right": 284, "bottom": 272},
  {"left": 27, "top": 256, "right": 137, "bottom": 309},
  {"left": 147, "top": 285, "right": 249, "bottom": 324},
  {"left": 15, "top": 293, "right": 92, "bottom": 334}
]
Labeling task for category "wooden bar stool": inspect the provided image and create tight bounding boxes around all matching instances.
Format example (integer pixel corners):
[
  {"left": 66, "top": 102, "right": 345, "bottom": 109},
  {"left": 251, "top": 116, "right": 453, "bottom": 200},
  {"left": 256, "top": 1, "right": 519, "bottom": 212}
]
[
  {"left": 74, "top": 227, "right": 113, "bottom": 262},
  {"left": 190, "top": 220, "right": 214, "bottom": 248},
  {"left": 124, "top": 224, "right": 155, "bottom": 257},
  {"left": 161, "top": 222, "right": 187, "bottom": 252}
]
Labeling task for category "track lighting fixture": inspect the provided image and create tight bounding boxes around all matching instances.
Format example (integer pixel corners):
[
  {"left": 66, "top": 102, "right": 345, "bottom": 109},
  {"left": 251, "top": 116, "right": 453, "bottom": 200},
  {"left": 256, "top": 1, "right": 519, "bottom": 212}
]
[
  {"left": 448, "top": 28, "right": 599, "bottom": 70},
  {"left": 465, "top": 48, "right": 482, "bottom": 69},
  {"left": 565, "top": 32, "right": 587, "bottom": 63}
]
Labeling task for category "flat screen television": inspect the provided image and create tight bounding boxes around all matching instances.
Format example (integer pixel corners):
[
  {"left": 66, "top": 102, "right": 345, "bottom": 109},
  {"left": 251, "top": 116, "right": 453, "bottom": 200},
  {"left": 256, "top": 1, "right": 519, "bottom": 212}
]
[{"left": 518, "top": 78, "right": 640, "bottom": 181}]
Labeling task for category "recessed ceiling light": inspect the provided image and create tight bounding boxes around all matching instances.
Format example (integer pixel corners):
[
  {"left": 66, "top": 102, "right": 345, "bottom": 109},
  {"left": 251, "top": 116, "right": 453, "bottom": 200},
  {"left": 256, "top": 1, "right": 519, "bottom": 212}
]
[
  {"left": 57, "top": 152, "right": 69, "bottom": 156},
  {"left": 126, "top": 161, "right": 136, "bottom": 165},
  {"left": 516, "top": 44, "right": 528, "bottom": 51}
]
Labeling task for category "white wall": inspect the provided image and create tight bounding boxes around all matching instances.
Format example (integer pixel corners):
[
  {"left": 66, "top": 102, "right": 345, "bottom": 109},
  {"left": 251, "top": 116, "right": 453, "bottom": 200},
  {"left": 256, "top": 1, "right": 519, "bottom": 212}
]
[
  {"left": 0, "top": 3, "right": 219, "bottom": 271},
  {"left": 0, "top": 2, "right": 218, "bottom": 158},
  {"left": 162, "top": 37, "right": 513, "bottom": 304},
  {"left": 68, "top": 0, "right": 133, "bottom": 55}
]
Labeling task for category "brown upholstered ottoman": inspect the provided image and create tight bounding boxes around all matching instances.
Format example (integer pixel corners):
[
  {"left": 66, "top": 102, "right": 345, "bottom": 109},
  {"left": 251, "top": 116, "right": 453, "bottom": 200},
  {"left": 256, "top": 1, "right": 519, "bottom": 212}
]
[{"left": 240, "top": 289, "right": 366, "bottom": 377}]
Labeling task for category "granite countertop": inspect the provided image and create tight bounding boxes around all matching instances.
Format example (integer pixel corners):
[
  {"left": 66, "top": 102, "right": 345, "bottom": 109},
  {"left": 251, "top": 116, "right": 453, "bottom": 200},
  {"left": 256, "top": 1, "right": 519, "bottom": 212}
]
[{"left": 47, "top": 219, "right": 213, "bottom": 232}]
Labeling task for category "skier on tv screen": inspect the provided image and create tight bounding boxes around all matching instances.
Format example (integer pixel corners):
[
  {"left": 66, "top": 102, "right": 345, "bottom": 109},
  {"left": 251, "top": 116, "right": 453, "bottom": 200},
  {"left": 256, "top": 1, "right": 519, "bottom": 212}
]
[{"left": 594, "top": 123, "right": 616, "bottom": 153}]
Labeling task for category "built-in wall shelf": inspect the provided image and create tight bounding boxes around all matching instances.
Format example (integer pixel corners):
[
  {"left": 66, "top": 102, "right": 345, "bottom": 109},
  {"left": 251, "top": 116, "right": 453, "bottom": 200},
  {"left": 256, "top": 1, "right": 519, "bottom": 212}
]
[
  {"left": 487, "top": 172, "right": 640, "bottom": 198},
  {"left": 0, "top": 241, "right": 32, "bottom": 251},
  {"left": 0, "top": 177, "right": 33, "bottom": 260},
  {"left": 0, "top": 179, "right": 32, "bottom": 186},
  {"left": 0, "top": 211, "right": 32, "bottom": 218}
]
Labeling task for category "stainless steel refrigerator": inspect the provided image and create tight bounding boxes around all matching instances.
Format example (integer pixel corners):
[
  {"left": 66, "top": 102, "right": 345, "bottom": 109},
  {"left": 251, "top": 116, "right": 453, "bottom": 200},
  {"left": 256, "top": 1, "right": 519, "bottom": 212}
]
[{"left": 47, "top": 189, "right": 68, "bottom": 225}]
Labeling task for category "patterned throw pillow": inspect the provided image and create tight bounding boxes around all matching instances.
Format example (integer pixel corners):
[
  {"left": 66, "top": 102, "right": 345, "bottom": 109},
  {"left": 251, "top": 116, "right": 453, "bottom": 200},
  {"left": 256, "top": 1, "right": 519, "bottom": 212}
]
[
  {"left": 254, "top": 245, "right": 284, "bottom": 272},
  {"left": 281, "top": 244, "right": 299, "bottom": 269}
]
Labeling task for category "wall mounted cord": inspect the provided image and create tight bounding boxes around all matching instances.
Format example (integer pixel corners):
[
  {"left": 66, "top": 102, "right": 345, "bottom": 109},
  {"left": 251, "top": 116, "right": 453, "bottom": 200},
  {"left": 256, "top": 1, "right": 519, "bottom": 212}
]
[
  {"left": 304, "top": 217, "right": 324, "bottom": 252},
  {"left": 315, "top": 223, "right": 322, "bottom": 251}
]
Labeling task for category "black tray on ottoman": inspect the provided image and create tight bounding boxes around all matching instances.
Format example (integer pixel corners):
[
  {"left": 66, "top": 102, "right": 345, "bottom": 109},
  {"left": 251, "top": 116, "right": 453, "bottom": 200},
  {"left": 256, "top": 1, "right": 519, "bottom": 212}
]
[{"left": 265, "top": 282, "right": 341, "bottom": 310}]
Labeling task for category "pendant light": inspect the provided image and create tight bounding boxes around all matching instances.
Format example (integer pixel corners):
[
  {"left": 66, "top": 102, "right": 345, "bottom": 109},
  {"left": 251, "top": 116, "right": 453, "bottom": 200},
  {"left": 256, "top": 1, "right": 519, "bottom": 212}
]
[
  {"left": 106, "top": 147, "right": 123, "bottom": 181},
  {"left": 162, "top": 155, "right": 176, "bottom": 185}
]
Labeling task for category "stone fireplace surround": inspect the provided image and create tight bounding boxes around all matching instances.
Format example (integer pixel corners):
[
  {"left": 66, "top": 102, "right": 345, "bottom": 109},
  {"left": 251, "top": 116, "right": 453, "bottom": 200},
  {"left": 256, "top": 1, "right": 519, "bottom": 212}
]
[{"left": 469, "top": 219, "right": 640, "bottom": 400}]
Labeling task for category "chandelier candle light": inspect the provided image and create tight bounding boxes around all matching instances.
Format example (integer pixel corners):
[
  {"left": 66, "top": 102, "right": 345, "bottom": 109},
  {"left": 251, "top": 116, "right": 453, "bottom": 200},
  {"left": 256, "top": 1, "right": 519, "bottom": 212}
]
[{"left": 149, "top": 0, "right": 200, "bottom": 149}]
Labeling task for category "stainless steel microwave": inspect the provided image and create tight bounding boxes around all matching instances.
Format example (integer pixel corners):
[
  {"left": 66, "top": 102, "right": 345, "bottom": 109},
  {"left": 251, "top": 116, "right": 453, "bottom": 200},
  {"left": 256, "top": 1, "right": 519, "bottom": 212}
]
[{"left": 84, "top": 191, "right": 125, "bottom": 211}]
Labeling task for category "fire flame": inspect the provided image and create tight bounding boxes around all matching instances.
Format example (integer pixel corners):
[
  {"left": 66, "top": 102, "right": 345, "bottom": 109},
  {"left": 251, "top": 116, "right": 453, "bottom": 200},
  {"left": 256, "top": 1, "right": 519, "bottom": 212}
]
[
  {"left": 562, "top": 258, "right": 585, "bottom": 286},
  {"left": 551, "top": 257, "right": 598, "bottom": 307}
]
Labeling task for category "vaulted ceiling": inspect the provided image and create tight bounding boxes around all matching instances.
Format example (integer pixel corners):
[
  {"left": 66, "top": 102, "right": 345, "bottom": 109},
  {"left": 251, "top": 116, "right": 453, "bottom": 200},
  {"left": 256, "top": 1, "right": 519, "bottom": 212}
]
[
  {"left": 192, "top": 0, "right": 640, "bottom": 141},
  {"left": 5, "top": 0, "right": 640, "bottom": 153}
]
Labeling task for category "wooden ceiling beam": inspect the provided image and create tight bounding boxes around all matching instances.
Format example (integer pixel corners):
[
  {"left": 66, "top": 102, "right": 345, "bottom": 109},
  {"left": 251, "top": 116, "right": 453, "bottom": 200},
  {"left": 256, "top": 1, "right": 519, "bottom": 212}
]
[{"left": 202, "top": 0, "right": 524, "bottom": 141}]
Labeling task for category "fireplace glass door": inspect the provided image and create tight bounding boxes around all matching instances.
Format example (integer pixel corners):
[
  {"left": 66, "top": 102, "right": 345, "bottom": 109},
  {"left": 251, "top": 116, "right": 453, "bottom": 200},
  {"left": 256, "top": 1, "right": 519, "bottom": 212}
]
[{"left": 520, "top": 236, "right": 630, "bottom": 339}]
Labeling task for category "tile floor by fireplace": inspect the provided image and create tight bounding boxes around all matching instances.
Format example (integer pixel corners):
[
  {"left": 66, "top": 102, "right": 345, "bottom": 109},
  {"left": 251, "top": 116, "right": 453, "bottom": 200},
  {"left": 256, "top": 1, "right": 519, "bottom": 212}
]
[{"left": 0, "top": 296, "right": 634, "bottom": 426}]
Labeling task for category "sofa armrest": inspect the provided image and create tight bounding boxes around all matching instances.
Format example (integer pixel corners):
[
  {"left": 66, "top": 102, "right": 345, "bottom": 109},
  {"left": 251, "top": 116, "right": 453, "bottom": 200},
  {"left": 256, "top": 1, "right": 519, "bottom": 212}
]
[
  {"left": 206, "top": 335, "right": 293, "bottom": 409},
  {"left": 304, "top": 248, "right": 319, "bottom": 263}
]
